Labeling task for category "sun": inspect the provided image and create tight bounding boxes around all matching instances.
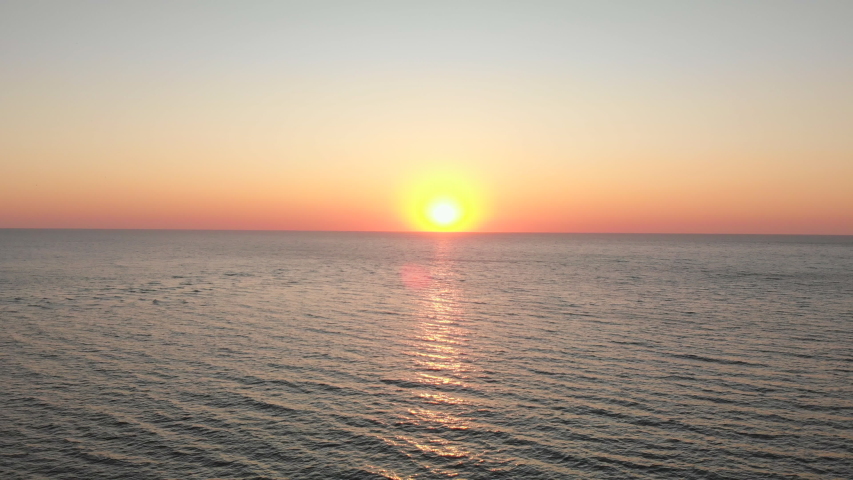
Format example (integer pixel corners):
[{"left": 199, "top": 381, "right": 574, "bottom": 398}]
[
  {"left": 427, "top": 199, "right": 462, "bottom": 228},
  {"left": 414, "top": 194, "right": 469, "bottom": 231},
  {"left": 401, "top": 168, "right": 486, "bottom": 232}
]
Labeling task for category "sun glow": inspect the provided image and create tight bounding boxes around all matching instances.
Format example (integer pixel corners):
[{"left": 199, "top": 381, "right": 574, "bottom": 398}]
[
  {"left": 402, "top": 169, "right": 486, "bottom": 232},
  {"left": 427, "top": 199, "right": 462, "bottom": 227}
]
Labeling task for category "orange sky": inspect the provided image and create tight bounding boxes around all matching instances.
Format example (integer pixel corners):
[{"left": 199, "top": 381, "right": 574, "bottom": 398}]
[{"left": 1, "top": 2, "right": 851, "bottom": 234}]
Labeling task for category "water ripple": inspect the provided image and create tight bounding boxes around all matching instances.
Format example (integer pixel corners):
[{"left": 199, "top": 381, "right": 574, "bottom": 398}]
[{"left": 1, "top": 231, "right": 851, "bottom": 479}]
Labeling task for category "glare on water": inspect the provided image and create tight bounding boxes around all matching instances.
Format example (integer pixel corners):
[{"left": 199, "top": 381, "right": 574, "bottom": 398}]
[{"left": 1, "top": 230, "right": 851, "bottom": 479}]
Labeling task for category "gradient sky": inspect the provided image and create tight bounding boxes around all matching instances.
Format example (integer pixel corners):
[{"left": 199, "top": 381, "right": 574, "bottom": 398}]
[{"left": 1, "top": 0, "right": 851, "bottom": 233}]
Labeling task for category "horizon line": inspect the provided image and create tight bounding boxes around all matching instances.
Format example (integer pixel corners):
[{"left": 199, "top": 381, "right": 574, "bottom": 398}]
[{"left": 1, "top": 227, "right": 850, "bottom": 237}]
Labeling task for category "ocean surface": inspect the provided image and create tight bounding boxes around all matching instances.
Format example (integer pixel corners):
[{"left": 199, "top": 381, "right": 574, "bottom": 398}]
[{"left": 1, "top": 230, "right": 851, "bottom": 479}]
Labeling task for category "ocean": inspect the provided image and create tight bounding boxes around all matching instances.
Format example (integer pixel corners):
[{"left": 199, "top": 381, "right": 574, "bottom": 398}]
[{"left": 1, "top": 230, "right": 851, "bottom": 479}]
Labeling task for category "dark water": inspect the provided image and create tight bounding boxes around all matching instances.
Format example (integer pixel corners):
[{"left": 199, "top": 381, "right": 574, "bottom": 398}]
[{"left": 1, "top": 230, "right": 851, "bottom": 479}]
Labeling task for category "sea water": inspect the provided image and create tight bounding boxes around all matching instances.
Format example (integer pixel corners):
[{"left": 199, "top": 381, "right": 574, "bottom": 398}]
[{"left": 1, "top": 230, "right": 851, "bottom": 479}]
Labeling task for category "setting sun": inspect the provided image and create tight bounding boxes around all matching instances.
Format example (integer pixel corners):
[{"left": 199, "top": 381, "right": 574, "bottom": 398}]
[
  {"left": 402, "top": 168, "right": 487, "bottom": 232},
  {"left": 427, "top": 199, "right": 462, "bottom": 228}
]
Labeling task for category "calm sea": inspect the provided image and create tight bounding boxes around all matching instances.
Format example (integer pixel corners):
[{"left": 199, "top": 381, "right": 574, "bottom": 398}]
[{"left": 1, "top": 230, "right": 851, "bottom": 479}]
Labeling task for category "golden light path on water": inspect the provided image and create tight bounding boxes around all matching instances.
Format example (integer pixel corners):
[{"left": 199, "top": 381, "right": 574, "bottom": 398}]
[{"left": 379, "top": 239, "right": 481, "bottom": 478}]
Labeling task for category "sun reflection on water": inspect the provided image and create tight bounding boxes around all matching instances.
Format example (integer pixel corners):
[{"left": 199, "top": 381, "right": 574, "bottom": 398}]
[
  {"left": 409, "top": 244, "right": 473, "bottom": 391},
  {"left": 391, "top": 238, "right": 482, "bottom": 475}
]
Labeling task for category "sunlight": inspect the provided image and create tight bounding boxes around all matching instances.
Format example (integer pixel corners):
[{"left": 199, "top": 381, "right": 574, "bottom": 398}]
[
  {"left": 401, "top": 168, "right": 486, "bottom": 232},
  {"left": 427, "top": 199, "right": 462, "bottom": 228}
]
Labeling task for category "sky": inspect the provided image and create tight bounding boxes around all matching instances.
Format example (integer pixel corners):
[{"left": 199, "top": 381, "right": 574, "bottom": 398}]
[{"left": 1, "top": 0, "right": 851, "bottom": 233}]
